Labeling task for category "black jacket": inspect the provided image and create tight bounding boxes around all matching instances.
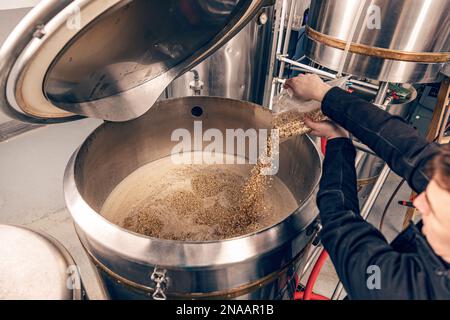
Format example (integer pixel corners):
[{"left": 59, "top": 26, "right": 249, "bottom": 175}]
[{"left": 317, "top": 87, "right": 450, "bottom": 300}]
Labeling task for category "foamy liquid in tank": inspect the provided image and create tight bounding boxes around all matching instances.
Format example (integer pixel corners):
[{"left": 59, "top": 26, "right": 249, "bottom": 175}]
[{"left": 100, "top": 151, "right": 299, "bottom": 241}]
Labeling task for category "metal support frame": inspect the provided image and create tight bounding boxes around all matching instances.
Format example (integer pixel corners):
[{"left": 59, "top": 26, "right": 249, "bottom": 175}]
[{"left": 266, "top": 0, "right": 383, "bottom": 110}]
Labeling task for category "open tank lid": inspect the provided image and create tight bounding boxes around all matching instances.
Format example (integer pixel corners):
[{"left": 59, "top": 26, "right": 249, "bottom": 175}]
[{"left": 0, "top": 0, "right": 272, "bottom": 124}]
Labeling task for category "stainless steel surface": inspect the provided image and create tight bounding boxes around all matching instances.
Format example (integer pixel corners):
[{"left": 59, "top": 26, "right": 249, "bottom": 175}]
[
  {"left": 263, "top": 0, "right": 283, "bottom": 107},
  {"left": 1, "top": 0, "right": 271, "bottom": 123},
  {"left": 0, "top": 224, "right": 81, "bottom": 300},
  {"left": 64, "top": 96, "right": 322, "bottom": 299},
  {"left": 167, "top": 6, "right": 274, "bottom": 104},
  {"left": 0, "top": 0, "right": 80, "bottom": 124},
  {"left": 279, "top": 56, "right": 337, "bottom": 79},
  {"left": 278, "top": 0, "right": 295, "bottom": 80},
  {"left": 290, "top": 0, "right": 311, "bottom": 31},
  {"left": 305, "top": 0, "right": 450, "bottom": 83},
  {"left": 373, "top": 82, "right": 389, "bottom": 106}
]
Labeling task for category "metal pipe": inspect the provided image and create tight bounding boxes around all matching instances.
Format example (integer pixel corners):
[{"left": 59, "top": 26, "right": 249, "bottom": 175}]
[
  {"left": 361, "top": 164, "right": 391, "bottom": 220},
  {"left": 278, "top": 0, "right": 295, "bottom": 78},
  {"left": 373, "top": 82, "right": 390, "bottom": 106},
  {"left": 276, "top": 0, "right": 288, "bottom": 56},
  {"left": 350, "top": 79, "right": 380, "bottom": 91},
  {"left": 279, "top": 56, "right": 337, "bottom": 79},
  {"left": 263, "top": 0, "right": 283, "bottom": 107},
  {"left": 348, "top": 83, "right": 378, "bottom": 96},
  {"left": 289, "top": 67, "right": 335, "bottom": 80},
  {"left": 266, "top": 0, "right": 289, "bottom": 109},
  {"left": 330, "top": 164, "right": 391, "bottom": 300},
  {"left": 268, "top": 79, "right": 278, "bottom": 110}
]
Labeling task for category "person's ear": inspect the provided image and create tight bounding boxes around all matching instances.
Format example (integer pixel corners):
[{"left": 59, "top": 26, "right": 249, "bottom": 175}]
[{"left": 413, "top": 193, "right": 430, "bottom": 216}]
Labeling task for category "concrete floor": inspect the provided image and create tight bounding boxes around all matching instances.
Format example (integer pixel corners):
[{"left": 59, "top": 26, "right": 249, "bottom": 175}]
[
  {"left": 0, "top": 118, "right": 417, "bottom": 300},
  {"left": 0, "top": 119, "right": 106, "bottom": 299}
]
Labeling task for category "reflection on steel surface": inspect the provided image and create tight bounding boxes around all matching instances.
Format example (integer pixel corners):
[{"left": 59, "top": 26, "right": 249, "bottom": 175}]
[{"left": 305, "top": 0, "right": 450, "bottom": 83}]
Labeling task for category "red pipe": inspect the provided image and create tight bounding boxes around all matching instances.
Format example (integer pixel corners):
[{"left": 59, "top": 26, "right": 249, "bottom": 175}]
[
  {"left": 303, "top": 250, "right": 329, "bottom": 300},
  {"left": 295, "top": 291, "right": 329, "bottom": 301},
  {"left": 321, "top": 138, "right": 327, "bottom": 155}
]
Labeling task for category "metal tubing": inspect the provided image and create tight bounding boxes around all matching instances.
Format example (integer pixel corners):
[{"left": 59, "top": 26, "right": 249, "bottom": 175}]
[
  {"left": 267, "top": 0, "right": 288, "bottom": 109},
  {"left": 373, "top": 82, "right": 390, "bottom": 106},
  {"left": 278, "top": 0, "right": 295, "bottom": 79},
  {"left": 348, "top": 83, "right": 378, "bottom": 96},
  {"left": 275, "top": 0, "right": 288, "bottom": 56},
  {"left": 289, "top": 67, "right": 335, "bottom": 80},
  {"left": 263, "top": 0, "right": 282, "bottom": 107},
  {"left": 279, "top": 56, "right": 337, "bottom": 79},
  {"left": 349, "top": 79, "right": 379, "bottom": 91}
]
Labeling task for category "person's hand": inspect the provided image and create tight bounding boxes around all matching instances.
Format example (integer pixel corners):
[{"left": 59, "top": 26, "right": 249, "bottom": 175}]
[
  {"left": 304, "top": 118, "right": 349, "bottom": 140},
  {"left": 284, "top": 74, "right": 332, "bottom": 102}
]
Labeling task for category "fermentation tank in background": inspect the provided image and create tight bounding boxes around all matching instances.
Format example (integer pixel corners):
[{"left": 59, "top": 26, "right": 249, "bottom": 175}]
[
  {"left": 304, "top": 0, "right": 450, "bottom": 84},
  {"left": 167, "top": 6, "right": 274, "bottom": 104}
]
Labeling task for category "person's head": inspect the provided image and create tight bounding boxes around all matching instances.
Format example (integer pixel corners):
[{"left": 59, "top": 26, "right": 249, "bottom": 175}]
[{"left": 413, "top": 144, "right": 450, "bottom": 263}]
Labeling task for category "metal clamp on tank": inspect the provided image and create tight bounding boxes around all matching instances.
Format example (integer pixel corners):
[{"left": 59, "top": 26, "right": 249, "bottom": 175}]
[{"left": 150, "top": 267, "right": 169, "bottom": 300}]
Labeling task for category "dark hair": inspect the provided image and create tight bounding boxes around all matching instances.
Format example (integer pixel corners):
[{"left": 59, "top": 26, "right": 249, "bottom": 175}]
[{"left": 429, "top": 144, "right": 450, "bottom": 191}]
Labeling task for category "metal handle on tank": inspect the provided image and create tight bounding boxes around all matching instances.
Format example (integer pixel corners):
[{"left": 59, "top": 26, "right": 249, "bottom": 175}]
[{"left": 150, "top": 267, "right": 169, "bottom": 300}]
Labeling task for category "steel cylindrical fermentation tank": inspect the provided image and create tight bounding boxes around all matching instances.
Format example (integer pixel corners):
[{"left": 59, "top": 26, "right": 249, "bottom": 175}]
[
  {"left": 64, "top": 97, "right": 322, "bottom": 300},
  {"left": 167, "top": 7, "right": 273, "bottom": 104},
  {"left": 305, "top": 0, "right": 450, "bottom": 83}
]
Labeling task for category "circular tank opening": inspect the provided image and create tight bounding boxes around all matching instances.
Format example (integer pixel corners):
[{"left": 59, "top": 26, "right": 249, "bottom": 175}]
[{"left": 191, "top": 106, "right": 203, "bottom": 117}]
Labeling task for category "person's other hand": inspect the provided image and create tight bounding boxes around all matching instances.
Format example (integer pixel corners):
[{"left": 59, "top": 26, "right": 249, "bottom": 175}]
[
  {"left": 304, "top": 118, "right": 349, "bottom": 140},
  {"left": 284, "top": 74, "right": 332, "bottom": 102}
]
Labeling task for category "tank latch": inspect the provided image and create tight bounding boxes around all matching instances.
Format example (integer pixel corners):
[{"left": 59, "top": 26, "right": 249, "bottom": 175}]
[{"left": 150, "top": 267, "right": 169, "bottom": 300}]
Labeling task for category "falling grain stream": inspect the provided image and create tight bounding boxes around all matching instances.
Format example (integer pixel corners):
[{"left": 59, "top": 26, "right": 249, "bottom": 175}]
[{"left": 101, "top": 109, "right": 325, "bottom": 241}]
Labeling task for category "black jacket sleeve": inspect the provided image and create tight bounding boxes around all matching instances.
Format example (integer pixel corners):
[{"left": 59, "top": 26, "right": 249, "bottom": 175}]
[
  {"left": 322, "top": 87, "right": 441, "bottom": 193},
  {"left": 318, "top": 138, "right": 434, "bottom": 300}
]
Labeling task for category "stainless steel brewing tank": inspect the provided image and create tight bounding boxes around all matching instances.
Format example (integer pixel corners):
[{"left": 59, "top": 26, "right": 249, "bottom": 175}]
[
  {"left": 0, "top": 0, "right": 273, "bottom": 123},
  {"left": 305, "top": 0, "right": 450, "bottom": 83},
  {"left": 167, "top": 7, "right": 273, "bottom": 104},
  {"left": 64, "top": 96, "right": 322, "bottom": 299}
]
